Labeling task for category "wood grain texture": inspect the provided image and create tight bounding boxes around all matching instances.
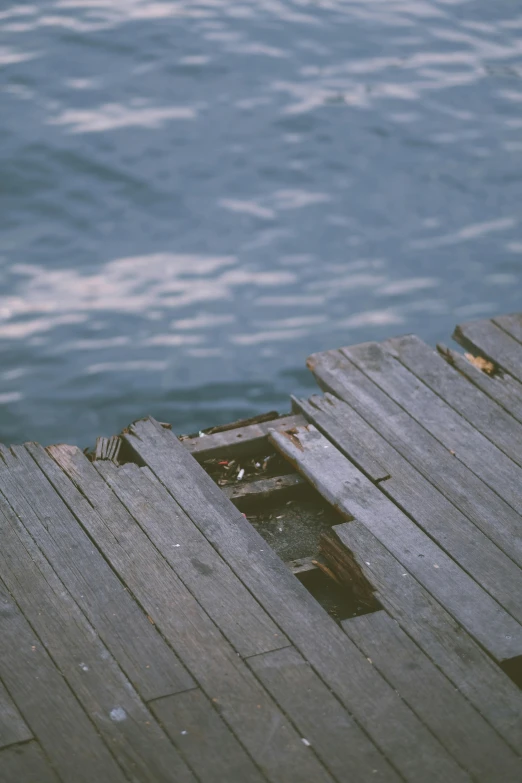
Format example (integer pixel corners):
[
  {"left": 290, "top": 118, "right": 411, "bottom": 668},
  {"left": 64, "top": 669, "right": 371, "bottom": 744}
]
[
  {"left": 0, "top": 742, "right": 60, "bottom": 783},
  {"left": 494, "top": 313, "right": 522, "bottom": 345},
  {"left": 295, "top": 393, "right": 522, "bottom": 623},
  {"left": 0, "top": 443, "right": 193, "bottom": 702},
  {"left": 182, "top": 414, "right": 306, "bottom": 461},
  {"left": 0, "top": 492, "right": 196, "bottom": 783},
  {"left": 94, "top": 458, "right": 287, "bottom": 657},
  {"left": 151, "top": 689, "right": 266, "bottom": 783},
  {"left": 222, "top": 472, "right": 308, "bottom": 509},
  {"left": 0, "top": 680, "right": 32, "bottom": 751},
  {"left": 385, "top": 334, "right": 522, "bottom": 468},
  {"left": 271, "top": 424, "right": 522, "bottom": 662},
  {"left": 454, "top": 317, "right": 522, "bottom": 384},
  {"left": 322, "top": 522, "right": 522, "bottom": 754},
  {"left": 43, "top": 444, "right": 331, "bottom": 783},
  {"left": 341, "top": 340, "right": 522, "bottom": 519},
  {"left": 343, "top": 610, "right": 522, "bottom": 783},
  {"left": 0, "top": 581, "right": 127, "bottom": 783},
  {"left": 123, "top": 417, "right": 472, "bottom": 783},
  {"left": 248, "top": 646, "right": 401, "bottom": 783},
  {"left": 437, "top": 344, "right": 522, "bottom": 424},
  {"left": 307, "top": 347, "right": 522, "bottom": 566}
]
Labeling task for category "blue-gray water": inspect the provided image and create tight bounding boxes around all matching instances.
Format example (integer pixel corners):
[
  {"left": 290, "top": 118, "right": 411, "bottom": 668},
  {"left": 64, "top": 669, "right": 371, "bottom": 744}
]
[{"left": 1, "top": 0, "right": 521, "bottom": 447}]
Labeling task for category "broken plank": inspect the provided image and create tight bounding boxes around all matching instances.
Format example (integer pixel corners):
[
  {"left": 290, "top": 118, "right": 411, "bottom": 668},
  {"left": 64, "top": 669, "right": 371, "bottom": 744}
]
[
  {"left": 437, "top": 345, "right": 522, "bottom": 425},
  {"left": 0, "top": 581, "right": 128, "bottom": 783},
  {"left": 122, "top": 417, "right": 473, "bottom": 783},
  {"left": 295, "top": 393, "right": 522, "bottom": 624},
  {"left": 307, "top": 347, "right": 522, "bottom": 566},
  {"left": 0, "top": 742, "right": 60, "bottom": 783},
  {"left": 181, "top": 414, "right": 306, "bottom": 461},
  {"left": 385, "top": 334, "right": 522, "bottom": 469},
  {"left": 454, "top": 317, "right": 522, "bottom": 385},
  {"left": 0, "top": 680, "right": 32, "bottom": 750},
  {"left": 271, "top": 424, "right": 522, "bottom": 663},
  {"left": 94, "top": 458, "right": 287, "bottom": 657},
  {"left": 0, "top": 493, "right": 196, "bottom": 783},
  {"left": 222, "top": 472, "right": 307, "bottom": 510},
  {"left": 322, "top": 522, "right": 522, "bottom": 753},
  {"left": 342, "top": 340, "right": 522, "bottom": 519},
  {"left": 40, "top": 444, "right": 332, "bottom": 783},
  {"left": 248, "top": 646, "right": 401, "bottom": 783},
  {"left": 0, "top": 443, "right": 193, "bottom": 702},
  {"left": 342, "top": 610, "right": 521, "bottom": 783}
]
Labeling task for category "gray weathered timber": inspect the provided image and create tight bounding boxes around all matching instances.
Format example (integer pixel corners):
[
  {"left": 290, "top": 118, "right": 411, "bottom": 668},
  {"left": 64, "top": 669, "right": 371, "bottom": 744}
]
[
  {"left": 295, "top": 394, "right": 522, "bottom": 623},
  {"left": 222, "top": 472, "right": 308, "bottom": 509},
  {"left": 0, "top": 581, "right": 128, "bottom": 783},
  {"left": 182, "top": 414, "right": 306, "bottom": 461},
  {"left": 94, "top": 458, "right": 287, "bottom": 657},
  {"left": 343, "top": 610, "right": 522, "bottom": 783},
  {"left": 454, "top": 318, "right": 522, "bottom": 384},
  {"left": 0, "top": 681, "right": 32, "bottom": 750},
  {"left": 307, "top": 347, "right": 522, "bottom": 565},
  {"left": 385, "top": 334, "right": 522, "bottom": 468},
  {"left": 494, "top": 313, "right": 522, "bottom": 344},
  {"left": 0, "top": 494, "right": 196, "bottom": 783},
  {"left": 150, "top": 689, "right": 266, "bottom": 783},
  {"left": 0, "top": 742, "right": 60, "bottom": 783},
  {"left": 437, "top": 345, "right": 522, "bottom": 424},
  {"left": 122, "top": 418, "right": 472, "bottom": 783},
  {"left": 248, "top": 646, "right": 401, "bottom": 783},
  {"left": 341, "top": 340, "right": 522, "bottom": 518},
  {"left": 42, "top": 446, "right": 332, "bottom": 783},
  {"left": 271, "top": 424, "right": 522, "bottom": 662},
  {"left": 323, "top": 522, "right": 522, "bottom": 754},
  {"left": 0, "top": 444, "right": 193, "bottom": 702}
]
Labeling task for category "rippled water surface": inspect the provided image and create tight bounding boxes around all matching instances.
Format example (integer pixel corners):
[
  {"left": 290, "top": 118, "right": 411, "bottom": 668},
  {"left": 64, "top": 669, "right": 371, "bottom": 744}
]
[{"left": 1, "top": 0, "right": 522, "bottom": 445}]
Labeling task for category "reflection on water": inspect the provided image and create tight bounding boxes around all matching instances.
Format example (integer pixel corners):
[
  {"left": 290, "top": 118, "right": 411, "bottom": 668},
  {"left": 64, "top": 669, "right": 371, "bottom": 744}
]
[{"left": 1, "top": 0, "right": 521, "bottom": 445}]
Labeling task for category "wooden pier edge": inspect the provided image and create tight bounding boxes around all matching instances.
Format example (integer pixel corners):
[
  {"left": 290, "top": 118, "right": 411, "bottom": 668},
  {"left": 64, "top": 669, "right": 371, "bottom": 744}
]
[{"left": 0, "top": 312, "right": 521, "bottom": 783}]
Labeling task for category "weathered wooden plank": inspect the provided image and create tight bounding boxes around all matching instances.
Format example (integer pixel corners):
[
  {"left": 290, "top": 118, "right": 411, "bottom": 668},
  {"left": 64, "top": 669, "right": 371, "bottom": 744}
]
[
  {"left": 341, "top": 340, "right": 522, "bottom": 519},
  {"left": 39, "top": 445, "right": 332, "bottom": 783},
  {"left": 321, "top": 522, "right": 522, "bottom": 754},
  {"left": 295, "top": 394, "right": 522, "bottom": 623},
  {"left": 182, "top": 414, "right": 306, "bottom": 461},
  {"left": 0, "top": 494, "right": 196, "bottom": 783},
  {"left": 385, "top": 334, "right": 522, "bottom": 468},
  {"left": 308, "top": 347, "right": 522, "bottom": 565},
  {"left": 94, "top": 458, "right": 287, "bottom": 657},
  {"left": 494, "top": 313, "right": 522, "bottom": 345},
  {"left": 0, "top": 581, "right": 127, "bottom": 783},
  {"left": 0, "top": 444, "right": 193, "bottom": 702},
  {"left": 343, "top": 610, "right": 522, "bottom": 783},
  {"left": 0, "top": 680, "right": 32, "bottom": 751},
  {"left": 222, "top": 472, "right": 308, "bottom": 509},
  {"left": 0, "top": 742, "right": 60, "bottom": 783},
  {"left": 437, "top": 344, "right": 522, "bottom": 424},
  {"left": 248, "top": 646, "right": 401, "bottom": 783},
  {"left": 151, "top": 689, "right": 266, "bottom": 783},
  {"left": 454, "top": 317, "right": 522, "bottom": 384},
  {"left": 122, "top": 418, "right": 473, "bottom": 783},
  {"left": 271, "top": 424, "right": 522, "bottom": 662}
]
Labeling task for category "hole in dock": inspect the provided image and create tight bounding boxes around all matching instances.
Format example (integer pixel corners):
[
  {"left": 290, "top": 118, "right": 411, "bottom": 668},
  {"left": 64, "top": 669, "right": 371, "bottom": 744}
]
[
  {"left": 296, "top": 567, "right": 381, "bottom": 623},
  {"left": 501, "top": 656, "right": 522, "bottom": 689}
]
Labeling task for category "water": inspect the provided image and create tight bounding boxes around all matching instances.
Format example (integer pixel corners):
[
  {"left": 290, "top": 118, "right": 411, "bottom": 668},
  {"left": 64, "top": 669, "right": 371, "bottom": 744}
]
[{"left": 1, "top": 0, "right": 521, "bottom": 447}]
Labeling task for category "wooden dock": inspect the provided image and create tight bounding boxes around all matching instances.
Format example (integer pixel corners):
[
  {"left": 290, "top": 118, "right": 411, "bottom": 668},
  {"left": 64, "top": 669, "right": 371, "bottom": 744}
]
[{"left": 1, "top": 313, "right": 522, "bottom": 782}]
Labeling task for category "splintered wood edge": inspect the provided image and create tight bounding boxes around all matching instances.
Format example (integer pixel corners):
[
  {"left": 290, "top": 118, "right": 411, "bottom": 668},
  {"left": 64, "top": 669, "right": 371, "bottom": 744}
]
[{"left": 319, "top": 530, "right": 378, "bottom": 610}]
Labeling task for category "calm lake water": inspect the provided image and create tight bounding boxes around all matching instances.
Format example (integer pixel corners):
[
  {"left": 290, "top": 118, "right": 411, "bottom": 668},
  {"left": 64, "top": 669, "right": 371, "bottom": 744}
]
[{"left": 1, "top": 0, "right": 521, "bottom": 447}]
